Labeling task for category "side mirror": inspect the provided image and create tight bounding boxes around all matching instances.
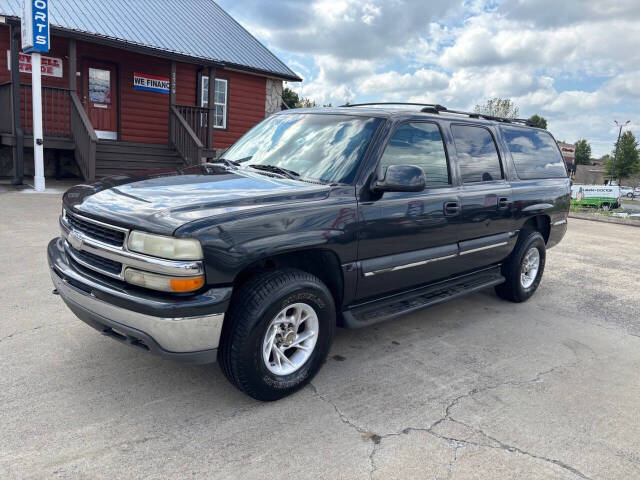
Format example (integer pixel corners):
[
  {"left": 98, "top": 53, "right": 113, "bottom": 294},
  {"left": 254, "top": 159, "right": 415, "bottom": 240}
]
[{"left": 372, "top": 165, "right": 425, "bottom": 193}]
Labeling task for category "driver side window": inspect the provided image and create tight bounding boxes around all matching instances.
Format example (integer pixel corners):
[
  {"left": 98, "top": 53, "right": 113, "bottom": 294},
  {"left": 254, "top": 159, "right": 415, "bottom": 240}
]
[{"left": 379, "top": 122, "right": 450, "bottom": 187}]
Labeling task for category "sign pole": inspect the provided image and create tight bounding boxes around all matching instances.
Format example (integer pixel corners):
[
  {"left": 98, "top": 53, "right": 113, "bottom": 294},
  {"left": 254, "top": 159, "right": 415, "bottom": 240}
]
[
  {"left": 21, "top": 0, "right": 50, "bottom": 192},
  {"left": 31, "top": 51, "right": 44, "bottom": 191}
]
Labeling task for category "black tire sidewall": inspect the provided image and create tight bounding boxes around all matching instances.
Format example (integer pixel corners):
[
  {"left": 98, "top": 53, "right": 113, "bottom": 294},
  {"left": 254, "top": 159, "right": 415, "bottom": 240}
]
[
  {"left": 512, "top": 232, "right": 546, "bottom": 300},
  {"left": 232, "top": 275, "right": 334, "bottom": 399}
]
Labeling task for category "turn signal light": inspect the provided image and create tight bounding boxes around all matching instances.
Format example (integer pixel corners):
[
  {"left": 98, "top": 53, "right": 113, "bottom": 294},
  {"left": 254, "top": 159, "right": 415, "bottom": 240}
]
[
  {"left": 170, "top": 277, "right": 205, "bottom": 292},
  {"left": 124, "top": 268, "right": 205, "bottom": 293}
]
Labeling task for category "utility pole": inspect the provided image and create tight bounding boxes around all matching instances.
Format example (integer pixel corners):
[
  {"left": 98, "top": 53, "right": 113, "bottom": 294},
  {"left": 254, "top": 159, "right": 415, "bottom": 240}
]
[{"left": 612, "top": 120, "right": 630, "bottom": 185}]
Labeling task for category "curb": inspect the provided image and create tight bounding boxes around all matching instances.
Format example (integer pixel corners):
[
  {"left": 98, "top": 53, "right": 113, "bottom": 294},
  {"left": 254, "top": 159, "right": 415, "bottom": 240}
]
[{"left": 569, "top": 213, "right": 640, "bottom": 228}]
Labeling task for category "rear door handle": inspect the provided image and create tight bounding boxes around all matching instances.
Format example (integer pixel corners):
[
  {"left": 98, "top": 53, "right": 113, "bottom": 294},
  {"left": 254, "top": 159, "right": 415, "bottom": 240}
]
[
  {"left": 444, "top": 201, "right": 460, "bottom": 217},
  {"left": 498, "top": 197, "right": 510, "bottom": 209}
]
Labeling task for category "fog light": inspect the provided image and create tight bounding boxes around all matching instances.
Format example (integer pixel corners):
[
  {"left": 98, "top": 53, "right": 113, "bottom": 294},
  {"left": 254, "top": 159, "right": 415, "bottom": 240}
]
[{"left": 124, "top": 268, "right": 204, "bottom": 293}]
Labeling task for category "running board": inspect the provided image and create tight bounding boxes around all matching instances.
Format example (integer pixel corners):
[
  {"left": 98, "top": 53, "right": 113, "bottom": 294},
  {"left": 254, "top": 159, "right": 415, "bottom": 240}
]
[{"left": 341, "top": 267, "right": 505, "bottom": 329}]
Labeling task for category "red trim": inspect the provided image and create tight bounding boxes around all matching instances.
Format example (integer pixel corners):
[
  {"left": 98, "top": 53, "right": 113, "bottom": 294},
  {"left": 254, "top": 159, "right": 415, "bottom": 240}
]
[{"left": 133, "top": 72, "right": 169, "bottom": 81}]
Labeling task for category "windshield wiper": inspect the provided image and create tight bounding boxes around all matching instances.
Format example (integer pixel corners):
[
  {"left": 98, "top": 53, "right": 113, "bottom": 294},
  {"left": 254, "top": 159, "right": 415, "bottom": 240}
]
[
  {"left": 214, "top": 158, "right": 240, "bottom": 168},
  {"left": 248, "top": 164, "right": 300, "bottom": 180}
]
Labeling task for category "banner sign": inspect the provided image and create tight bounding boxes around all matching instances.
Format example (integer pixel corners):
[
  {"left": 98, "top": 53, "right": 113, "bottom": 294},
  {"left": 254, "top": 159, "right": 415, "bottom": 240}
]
[
  {"left": 21, "top": 0, "right": 50, "bottom": 53},
  {"left": 6, "top": 51, "right": 63, "bottom": 77},
  {"left": 133, "top": 73, "right": 170, "bottom": 94}
]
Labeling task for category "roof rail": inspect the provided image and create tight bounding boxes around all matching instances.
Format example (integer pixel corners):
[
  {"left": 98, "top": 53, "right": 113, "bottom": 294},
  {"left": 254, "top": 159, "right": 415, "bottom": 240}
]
[
  {"left": 340, "top": 102, "right": 448, "bottom": 112},
  {"left": 340, "top": 102, "right": 539, "bottom": 127},
  {"left": 443, "top": 108, "right": 537, "bottom": 127}
]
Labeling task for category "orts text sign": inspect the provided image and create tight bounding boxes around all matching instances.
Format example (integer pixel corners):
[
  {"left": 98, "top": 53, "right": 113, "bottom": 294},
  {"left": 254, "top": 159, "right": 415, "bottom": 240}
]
[{"left": 21, "top": 0, "right": 50, "bottom": 53}]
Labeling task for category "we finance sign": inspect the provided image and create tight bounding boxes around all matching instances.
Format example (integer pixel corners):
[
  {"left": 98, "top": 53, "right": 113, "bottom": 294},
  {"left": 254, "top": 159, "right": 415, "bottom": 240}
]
[{"left": 133, "top": 73, "right": 170, "bottom": 94}]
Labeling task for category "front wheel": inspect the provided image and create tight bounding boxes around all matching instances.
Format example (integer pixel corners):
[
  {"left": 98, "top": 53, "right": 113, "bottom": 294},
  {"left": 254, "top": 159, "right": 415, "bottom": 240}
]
[
  {"left": 495, "top": 230, "right": 546, "bottom": 303},
  {"left": 218, "top": 269, "right": 335, "bottom": 401}
]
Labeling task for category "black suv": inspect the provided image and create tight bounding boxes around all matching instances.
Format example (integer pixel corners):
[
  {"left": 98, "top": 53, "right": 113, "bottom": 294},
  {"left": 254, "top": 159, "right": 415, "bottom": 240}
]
[{"left": 48, "top": 104, "right": 570, "bottom": 400}]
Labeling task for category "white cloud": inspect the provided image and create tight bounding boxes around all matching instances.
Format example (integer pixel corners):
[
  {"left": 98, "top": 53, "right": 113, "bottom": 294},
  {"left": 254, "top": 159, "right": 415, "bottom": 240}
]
[{"left": 219, "top": 0, "right": 640, "bottom": 157}]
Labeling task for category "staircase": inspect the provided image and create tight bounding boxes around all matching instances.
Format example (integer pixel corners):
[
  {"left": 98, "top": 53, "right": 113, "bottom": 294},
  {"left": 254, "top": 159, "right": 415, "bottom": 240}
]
[{"left": 95, "top": 141, "right": 184, "bottom": 178}]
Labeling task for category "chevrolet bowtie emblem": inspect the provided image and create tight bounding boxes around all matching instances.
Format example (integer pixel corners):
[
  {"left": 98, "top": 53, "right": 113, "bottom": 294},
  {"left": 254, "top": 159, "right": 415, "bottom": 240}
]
[{"left": 68, "top": 231, "right": 84, "bottom": 250}]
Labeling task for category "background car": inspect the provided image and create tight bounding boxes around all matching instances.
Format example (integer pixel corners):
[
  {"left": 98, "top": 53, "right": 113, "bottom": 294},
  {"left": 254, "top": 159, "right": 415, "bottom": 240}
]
[{"left": 620, "top": 186, "right": 634, "bottom": 198}]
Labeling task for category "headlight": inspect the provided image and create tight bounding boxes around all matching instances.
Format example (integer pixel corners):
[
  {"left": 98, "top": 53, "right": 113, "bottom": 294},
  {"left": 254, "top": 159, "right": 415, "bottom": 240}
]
[
  {"left": 124, "top": 268, "right": 205, "bottom": 293},
  {"left": 127, "top": 231, "right": 203, "bottom": 260}
]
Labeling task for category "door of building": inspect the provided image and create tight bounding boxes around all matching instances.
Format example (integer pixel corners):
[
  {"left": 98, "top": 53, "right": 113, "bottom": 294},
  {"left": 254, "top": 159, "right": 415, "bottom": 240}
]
[{"left": 83, "top": 61, "right": 118, "bottom": 140}]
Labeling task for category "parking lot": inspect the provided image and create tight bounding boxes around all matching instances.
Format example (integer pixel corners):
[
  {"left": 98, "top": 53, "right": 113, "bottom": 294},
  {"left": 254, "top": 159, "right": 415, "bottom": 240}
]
[{"left": 2, "top": 184, "right": 639, "bottom": 480}]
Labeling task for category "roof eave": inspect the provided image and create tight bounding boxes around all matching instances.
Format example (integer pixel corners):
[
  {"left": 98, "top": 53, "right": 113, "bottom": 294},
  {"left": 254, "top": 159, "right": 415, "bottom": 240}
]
[{"left": 1, "top": 15, "right": 302, "bottom": 82}]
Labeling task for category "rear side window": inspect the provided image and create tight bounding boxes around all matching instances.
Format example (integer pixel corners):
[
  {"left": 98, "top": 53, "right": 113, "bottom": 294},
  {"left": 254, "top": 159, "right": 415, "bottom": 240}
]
[
  {"left": 502, "top": 127, "right": 567, "bottom": 179},
  {"left": 451, "top": 125, "right": 503, "bottom": 183},
  {"left": 379, "top": 122, "right": 450, "bottom": 186}
]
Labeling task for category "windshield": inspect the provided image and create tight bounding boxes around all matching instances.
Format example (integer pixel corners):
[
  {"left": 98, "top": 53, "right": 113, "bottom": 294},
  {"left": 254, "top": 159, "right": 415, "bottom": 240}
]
[{"left": 222, "top": 113, "right": 382, "bottom": 184}]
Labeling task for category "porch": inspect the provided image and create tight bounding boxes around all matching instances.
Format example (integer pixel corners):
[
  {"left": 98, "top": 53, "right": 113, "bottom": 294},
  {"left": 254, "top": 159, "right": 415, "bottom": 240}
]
[{"left": 0, "top": 80, "right": 218, "bottom": 182}]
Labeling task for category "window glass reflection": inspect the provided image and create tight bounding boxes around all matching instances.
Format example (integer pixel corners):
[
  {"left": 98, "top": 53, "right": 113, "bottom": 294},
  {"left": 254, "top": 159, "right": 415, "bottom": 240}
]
[{"left": 224, "top": 114, "right": 382, "bottom": 184}]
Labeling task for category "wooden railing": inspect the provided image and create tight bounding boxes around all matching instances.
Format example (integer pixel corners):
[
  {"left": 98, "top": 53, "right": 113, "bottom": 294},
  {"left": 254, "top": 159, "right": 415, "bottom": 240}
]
[
  {"left": 0, "top": 83, "right": 12, "bottom": 133},
  {"left": 171, "top": 106, "right": 203, "bottom": 166},
  {"left": 175, "top": 105, "right": 209, "bottom": 147},
  {"left": 20, "top": 84, "right": 71, "bottom": 137},
  {"left": 70, "top": 92, "right": 97, "bottom": 180}
]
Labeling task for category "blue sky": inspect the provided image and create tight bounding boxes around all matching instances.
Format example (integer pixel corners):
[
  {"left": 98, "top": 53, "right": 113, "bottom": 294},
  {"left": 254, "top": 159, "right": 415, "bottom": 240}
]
[{"left": 218, "top": 0, "right": 640, "bottom": 157}]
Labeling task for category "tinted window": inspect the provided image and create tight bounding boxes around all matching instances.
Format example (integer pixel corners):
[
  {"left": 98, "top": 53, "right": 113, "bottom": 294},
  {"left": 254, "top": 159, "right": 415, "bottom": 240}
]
[
  {"left": 223, "top": 113, "right": 382, "bottom": 184},
  {"left": 379, "top": 122, "right": 449, "bottom": 186},
  {"left": 451, "top": 125, "right": 503, "bottom": 183},
  {"left": 502, "top": 127, "right": 567, "bottom": 179}
]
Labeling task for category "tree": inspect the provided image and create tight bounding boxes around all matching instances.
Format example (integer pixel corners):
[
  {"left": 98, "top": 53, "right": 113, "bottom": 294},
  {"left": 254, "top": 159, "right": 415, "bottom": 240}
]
[
  {"left": 297, "top": 97, "right": 317, "bottom": 108},
  {"left": 281, "top": 88, "right": 319, "bottom": 109},
  {"left": 281, "top": 87, "right": 299, "bottom": 109},
  {"left": 528, "top": 114, "right": 548, "bottom": 129},
  {"left": 474, "top": 98, "right": 519, "bottom": 118},
  {"left": 574, "top": 139, "right": 592, "bottom": 165},
  {"left": 604, "top": 130, "right": 640, "bottom": 182}
]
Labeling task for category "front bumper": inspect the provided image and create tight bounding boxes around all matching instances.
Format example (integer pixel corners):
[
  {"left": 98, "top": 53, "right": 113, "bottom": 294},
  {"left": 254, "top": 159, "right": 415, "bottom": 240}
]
[{"left": 48, "top": 238, "right": 231, "bottom": 364}]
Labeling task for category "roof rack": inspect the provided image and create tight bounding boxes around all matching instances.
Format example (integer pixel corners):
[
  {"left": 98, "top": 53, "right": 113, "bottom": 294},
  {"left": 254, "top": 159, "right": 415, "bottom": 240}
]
[
  {"left": 340, "top": 102, "right": 448, "bottom": 113},
  {"left": 340, "top": 102, "right": 538, "bottom": 127}
]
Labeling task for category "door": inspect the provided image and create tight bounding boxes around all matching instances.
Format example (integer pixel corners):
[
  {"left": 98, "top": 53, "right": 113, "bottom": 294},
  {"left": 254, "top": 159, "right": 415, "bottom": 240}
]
[
  {"left": 83, "top": 61, "right": 118, "bottom": 140},
  {"left": 449, "top": 124, "right": 515, "bottom": 271},
  {"left": 356, "top": 121, "right": 462, "bottom": 301}
]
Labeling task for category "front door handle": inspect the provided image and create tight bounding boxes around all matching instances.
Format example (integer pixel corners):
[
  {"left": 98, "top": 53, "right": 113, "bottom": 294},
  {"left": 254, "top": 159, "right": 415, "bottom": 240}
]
[
  {"left": 498, "top": 197, "right": 510, "bottom": 209},
  {"left": 444, "top": 201, "right": 460, "bottom": 217}
]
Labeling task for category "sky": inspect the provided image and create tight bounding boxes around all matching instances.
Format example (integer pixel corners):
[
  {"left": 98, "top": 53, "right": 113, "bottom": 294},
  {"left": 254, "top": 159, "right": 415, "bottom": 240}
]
[{"left": 217, "top": 0, "right": 640, "bottom": 157}]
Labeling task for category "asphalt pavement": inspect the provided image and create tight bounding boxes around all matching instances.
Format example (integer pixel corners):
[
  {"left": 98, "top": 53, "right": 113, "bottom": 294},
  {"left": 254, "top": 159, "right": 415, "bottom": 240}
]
[{"left": 2, "top": 184, "right": 639, "bottom": 479}]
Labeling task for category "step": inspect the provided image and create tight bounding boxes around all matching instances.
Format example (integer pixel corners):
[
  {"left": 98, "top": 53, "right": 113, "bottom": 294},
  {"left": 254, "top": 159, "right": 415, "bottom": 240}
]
[
  {"left": 95, "top": 153, "right": 180, "bottom": 164},
  {"left": 96, "top": 143, "right": 177, "bottom": 156},
  {"left": 342, "top": 267, "right": 505, "bottom": 328}
]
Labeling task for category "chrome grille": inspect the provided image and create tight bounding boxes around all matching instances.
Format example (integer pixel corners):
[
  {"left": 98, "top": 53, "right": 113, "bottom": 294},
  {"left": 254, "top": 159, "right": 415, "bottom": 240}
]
[
  {"left": 67, "top": 244, "right": 123, "bottom": 276},
  {"left": 65, "top": 211, "right": 126, "bottom": 247}
]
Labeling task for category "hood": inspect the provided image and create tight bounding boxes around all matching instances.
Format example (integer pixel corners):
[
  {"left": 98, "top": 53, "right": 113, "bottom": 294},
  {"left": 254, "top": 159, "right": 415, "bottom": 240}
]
[{"left": 63, "top": 165, "right": 331, "bottom": 235}]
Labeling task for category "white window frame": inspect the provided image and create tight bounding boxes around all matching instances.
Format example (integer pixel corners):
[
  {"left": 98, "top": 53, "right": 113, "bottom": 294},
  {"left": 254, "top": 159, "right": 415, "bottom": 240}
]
[{"left": 201, "top": 77, "right": 228, "bottom": 129}]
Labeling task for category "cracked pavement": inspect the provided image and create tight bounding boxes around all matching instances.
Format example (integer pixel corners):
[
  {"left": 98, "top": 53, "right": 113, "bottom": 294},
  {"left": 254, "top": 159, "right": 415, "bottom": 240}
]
[{"left": 1, "top": 183, "right": 640, "bottom": 479}]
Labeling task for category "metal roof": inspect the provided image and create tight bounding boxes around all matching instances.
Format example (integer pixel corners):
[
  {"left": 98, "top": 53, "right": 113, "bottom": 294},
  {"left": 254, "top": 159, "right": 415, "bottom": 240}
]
[{"left": 0, "top": 0, "right": 301, "bottom": 81}]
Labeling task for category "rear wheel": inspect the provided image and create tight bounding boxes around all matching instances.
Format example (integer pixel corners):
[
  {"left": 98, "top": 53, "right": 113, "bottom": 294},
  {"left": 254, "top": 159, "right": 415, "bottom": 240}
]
[
  {"left": 495, "top": 230, "right": 546, "bottom": 303},
  {"left": 218, "top": 269, "right": 335, "bottom": 401}
]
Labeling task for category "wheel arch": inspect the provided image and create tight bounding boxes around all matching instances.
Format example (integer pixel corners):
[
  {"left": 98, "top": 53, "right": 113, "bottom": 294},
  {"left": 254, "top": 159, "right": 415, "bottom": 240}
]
[
  {"left": 521, "top": 214, "right": 551, "bottom": 243},
  {"left": 231, "top": 248, "right": 345, "bottom": 311}
]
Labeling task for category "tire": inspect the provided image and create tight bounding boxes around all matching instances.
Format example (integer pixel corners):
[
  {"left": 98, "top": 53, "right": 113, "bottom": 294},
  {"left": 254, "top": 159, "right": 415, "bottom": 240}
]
[
  {"left": 495, "top": 230, "right": 546, "bottom": 303},
  {"left": 628, "top": 193, "right": 633, "bottom": 198},
  {"left": 218, "top": 268, "right": 335, "bottom": 401}
]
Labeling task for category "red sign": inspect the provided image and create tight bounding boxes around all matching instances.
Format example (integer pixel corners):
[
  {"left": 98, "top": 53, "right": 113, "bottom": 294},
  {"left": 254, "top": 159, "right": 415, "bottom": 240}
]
[{"left": 6, "top": 51, "right": 63, "bottom": 77}]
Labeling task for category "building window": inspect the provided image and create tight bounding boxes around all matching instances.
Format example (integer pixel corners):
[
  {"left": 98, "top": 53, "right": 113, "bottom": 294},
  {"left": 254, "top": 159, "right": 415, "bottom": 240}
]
[{"left": 201, "top": 77, "right": 228, "bottom": 129}]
